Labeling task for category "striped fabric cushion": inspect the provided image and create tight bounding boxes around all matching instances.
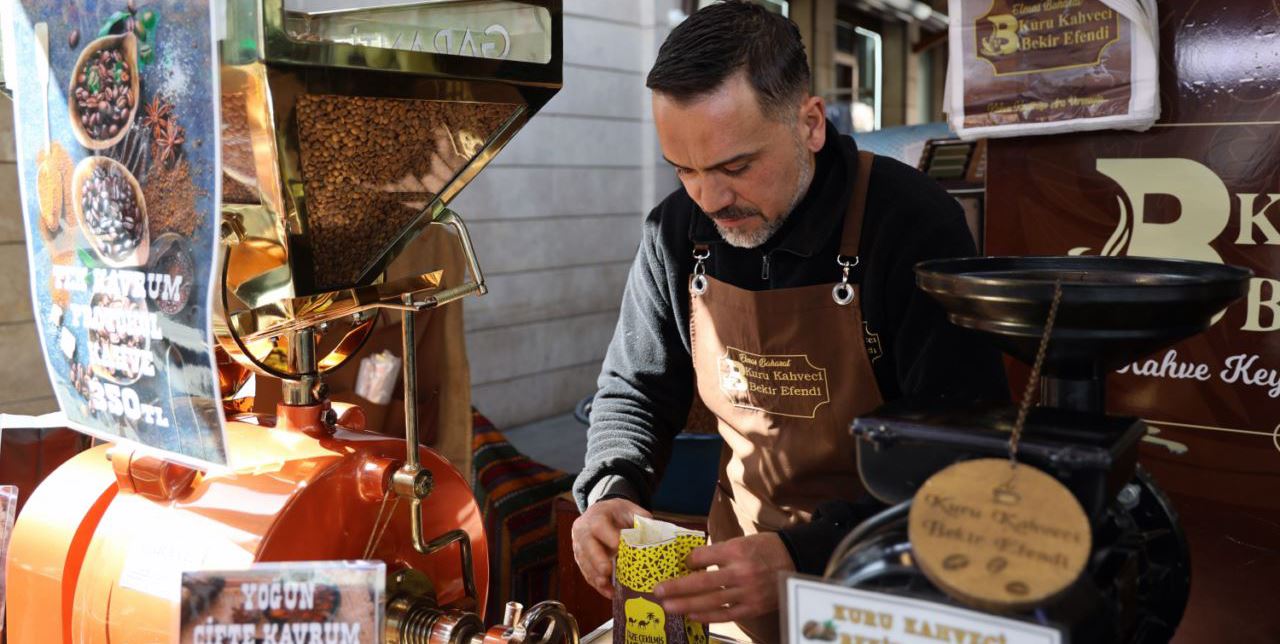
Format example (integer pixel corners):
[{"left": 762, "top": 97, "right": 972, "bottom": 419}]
[{"left": 471, "top": 409, "right": 575, "bottom": 622}]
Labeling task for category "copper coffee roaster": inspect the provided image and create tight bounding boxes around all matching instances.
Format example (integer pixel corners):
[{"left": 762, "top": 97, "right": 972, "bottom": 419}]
[{"left": 4, "top": 1, "right": 579, "bottom": 642}]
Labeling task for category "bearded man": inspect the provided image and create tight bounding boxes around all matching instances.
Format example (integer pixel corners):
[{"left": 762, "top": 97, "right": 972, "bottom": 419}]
[{"left": 571, "top": 2, "right": 1008, "bottom": 640}]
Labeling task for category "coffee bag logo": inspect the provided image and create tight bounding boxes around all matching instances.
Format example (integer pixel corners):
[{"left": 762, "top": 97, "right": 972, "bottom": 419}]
[
  {"left": 973, "top": 0, "right": 1120, "bottom": 76},
  {"left": 624, "top": 597, "right": 666, "bottom": 644},
  {"left": 980, "top": 15, "right": 1021, "bottom": 57},
  {"left": 1072, "top": 158, "right": 1280, "bottom": 332},
  {"left": 717, "top": 347, "right": 830, "bottom": 419}
]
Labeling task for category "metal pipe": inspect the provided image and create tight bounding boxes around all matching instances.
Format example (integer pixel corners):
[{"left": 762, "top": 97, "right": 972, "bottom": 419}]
[
  {"left": 281, "top": 328, "right": 317, "bottom": 405},
  {"left": 412, "top": 283, "right": 483, "bottom": 311},
  {"left": 401, "top": 295, "right": 420, "bottom": 470},
  {"left": 504, "top": 602, "right": 524, "bottom": 627}
]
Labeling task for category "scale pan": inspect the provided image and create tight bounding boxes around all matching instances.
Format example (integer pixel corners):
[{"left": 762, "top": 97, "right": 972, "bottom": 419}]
[{"left": 915, "top": 256, "right": 1251, "bottom": 377}]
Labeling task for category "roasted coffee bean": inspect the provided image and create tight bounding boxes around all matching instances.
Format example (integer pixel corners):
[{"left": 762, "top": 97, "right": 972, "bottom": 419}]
[
  {"left": 293, "top": 95, "right": 516, "bottom": 287},
  {"left": 80, "top": 164, "right": 142, "bottom": 261},
  {"left": 68, "top": 29, "right": 80, "bottom": 48},
  {"left": 71, "top": 43, "right": 133, "bottom": 142}
]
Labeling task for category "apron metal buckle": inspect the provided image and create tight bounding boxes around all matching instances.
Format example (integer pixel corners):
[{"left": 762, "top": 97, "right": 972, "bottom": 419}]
[
  {"left": 833, "top": 255, "right": 858, "bottom": 305},
  {"left": 692, "top": 273, "right": 709, "bottom": 295},
  {"left": 832, "top": 282, "right": 855, "bottom": 305},
  {"left": 692, "top": 246, "right": 711, "bottom": 296}
]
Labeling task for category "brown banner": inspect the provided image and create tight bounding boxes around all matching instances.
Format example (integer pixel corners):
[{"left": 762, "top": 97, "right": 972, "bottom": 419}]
[{"left": 985, "top": 2, "right": 1280, "bottom": 641}]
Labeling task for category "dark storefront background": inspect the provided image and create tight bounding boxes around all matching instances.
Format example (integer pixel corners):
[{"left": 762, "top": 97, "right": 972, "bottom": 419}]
[
  {"left": 985, "top": 1, "right": 1280, "bottom": 641},
  {"left": 695, "top": 0, "right": 951, "bottom": 133}
]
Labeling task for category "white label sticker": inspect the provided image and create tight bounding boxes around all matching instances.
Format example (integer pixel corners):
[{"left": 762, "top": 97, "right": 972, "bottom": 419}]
[
  {"left": 117, "top": 512, "right": 253, "bottom": 601},
  {"left": 119, "top": 540, "right": 208, "bottom": 601},
  {"left": 784, "top": 576, "right": 1062, "bottom": 644}
]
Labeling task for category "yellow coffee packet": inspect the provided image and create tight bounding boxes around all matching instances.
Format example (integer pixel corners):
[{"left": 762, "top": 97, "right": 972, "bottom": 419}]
[{"left": 613, "top": 516, "right": 708, "bottom": 644}]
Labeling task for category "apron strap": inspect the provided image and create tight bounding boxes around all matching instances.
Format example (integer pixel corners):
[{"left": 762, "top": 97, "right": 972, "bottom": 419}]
[{"left": 838, "top": 151, "right": 875, "bottom": 258}]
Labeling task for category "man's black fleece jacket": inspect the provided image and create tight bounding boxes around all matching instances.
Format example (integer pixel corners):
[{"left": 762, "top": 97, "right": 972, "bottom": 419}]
[{"left": 572, "top": 123, "right": 1009, "bottom": 575}]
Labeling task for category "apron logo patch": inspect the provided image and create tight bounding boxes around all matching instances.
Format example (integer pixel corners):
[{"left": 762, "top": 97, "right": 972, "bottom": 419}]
[
  {"left": 717, "top": 347, "right": 831, "bottom": 419},
  {"left": 720, "top": 358, "right": 750, "bottom": 393},
  {"left": 863, "top": 322, "right": 883, "bottom": 363}
]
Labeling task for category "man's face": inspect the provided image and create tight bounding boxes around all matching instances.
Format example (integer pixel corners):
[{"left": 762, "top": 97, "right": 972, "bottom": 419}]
[{"left": 653, "top": 72, "right": 826, "bottom": 248}]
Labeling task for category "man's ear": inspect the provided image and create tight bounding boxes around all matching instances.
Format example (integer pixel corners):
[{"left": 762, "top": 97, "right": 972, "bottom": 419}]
[{"left": 797, "top": 95, "right": 826, "bottom": 153}]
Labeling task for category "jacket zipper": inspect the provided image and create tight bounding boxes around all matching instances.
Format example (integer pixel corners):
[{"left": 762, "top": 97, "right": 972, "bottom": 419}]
[{"left": 761, "top": 253, "right": 771, "bottom": 281}]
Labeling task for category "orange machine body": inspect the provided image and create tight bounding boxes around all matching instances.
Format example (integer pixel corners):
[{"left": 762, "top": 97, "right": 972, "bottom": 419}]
[{"left": 5, "top": 403, "right": 489, "bottom": 643}]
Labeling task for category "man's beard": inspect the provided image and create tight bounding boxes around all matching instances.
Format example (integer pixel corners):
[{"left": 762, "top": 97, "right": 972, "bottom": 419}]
[
  {"left": 708, "top": 145, "right": 815, "bottom": 249},
  {"left": 708, "top": 205, "right": 776, "bottom": 249}
]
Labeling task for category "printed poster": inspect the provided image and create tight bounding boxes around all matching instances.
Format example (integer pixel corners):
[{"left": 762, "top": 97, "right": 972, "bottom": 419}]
[
  {"left": 3, "top": 0, "right": 227, "bottom": 467},
  {"left": 946, "top": 0, "right": 1159, "bottom": 139}
]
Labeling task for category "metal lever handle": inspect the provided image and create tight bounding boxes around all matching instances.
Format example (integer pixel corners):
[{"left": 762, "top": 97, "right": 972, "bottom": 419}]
[
  {"left": 417, "top": 527, "right": 479, "bottom": 610},
  {"left": 372, "top": 207, "right": 484, "bottom": 347},
  {"left": 380, "top": 208, "right": 487, "bottom": 311},
  {"left": 389, "top": 209, "right": 484, "bottom": 611},
  {"left": 434, "top": 208, "right": 487, "bottom": 296},
  {"left": 393, "top": 305, "right": 476, "bottom": 609}
]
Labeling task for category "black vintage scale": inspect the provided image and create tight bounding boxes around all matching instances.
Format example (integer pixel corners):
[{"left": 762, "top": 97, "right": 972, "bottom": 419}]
[{"left": 825, "top": 256, "right": 1251, "bottom": 643}]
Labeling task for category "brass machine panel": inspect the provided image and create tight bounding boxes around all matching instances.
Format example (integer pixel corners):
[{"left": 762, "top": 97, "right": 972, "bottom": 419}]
[{"left": 215, "top": 0, "right": 562, "bottom": 381}]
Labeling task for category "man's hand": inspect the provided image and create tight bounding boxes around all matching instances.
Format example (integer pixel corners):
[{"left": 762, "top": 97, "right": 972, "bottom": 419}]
[
  {"left": 571, "top": 498, "right": 651, "bottom": 598},
  {"left": 653, "top": 532, "right": 795, "bottom": 623}
]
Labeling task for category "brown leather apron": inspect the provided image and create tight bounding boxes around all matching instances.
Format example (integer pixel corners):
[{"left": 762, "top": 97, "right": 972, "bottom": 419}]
[{"left": 689, "top": 151, "right": 884, "bottom": 642}]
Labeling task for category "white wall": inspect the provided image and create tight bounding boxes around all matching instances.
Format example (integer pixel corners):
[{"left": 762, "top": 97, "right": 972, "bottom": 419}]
[
  {"left": 457, "top": 0, "right": 681, "bottom": 428},
  {"left": 0, "top": 98, "right": 58, "bottom": 416}
]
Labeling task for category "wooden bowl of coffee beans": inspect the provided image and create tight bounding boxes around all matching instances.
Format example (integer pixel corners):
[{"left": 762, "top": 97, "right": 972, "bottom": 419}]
[
  {"left": 71, "top": 156, "right": 150, "bottom": 268},
  {"left": 67, "top": 33, "right": 140, "bottom": 150}
]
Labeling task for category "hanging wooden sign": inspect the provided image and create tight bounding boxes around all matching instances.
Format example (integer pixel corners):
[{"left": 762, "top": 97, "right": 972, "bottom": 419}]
[{"left": 908, "top": 459, "right": 1091, "bottom": 612}]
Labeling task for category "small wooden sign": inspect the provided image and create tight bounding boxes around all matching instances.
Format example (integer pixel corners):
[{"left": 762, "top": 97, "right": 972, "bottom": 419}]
[{"left": 908, "top": 459, "right": 1090, "bottom": 612}]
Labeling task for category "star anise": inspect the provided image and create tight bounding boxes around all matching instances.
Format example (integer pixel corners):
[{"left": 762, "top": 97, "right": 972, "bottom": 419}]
[
  {"left": 156, "top": 119, "right": 185, "bottom": 167},
  {"left": 141, "top": 95, "right": 172, "bottom": 139}
]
